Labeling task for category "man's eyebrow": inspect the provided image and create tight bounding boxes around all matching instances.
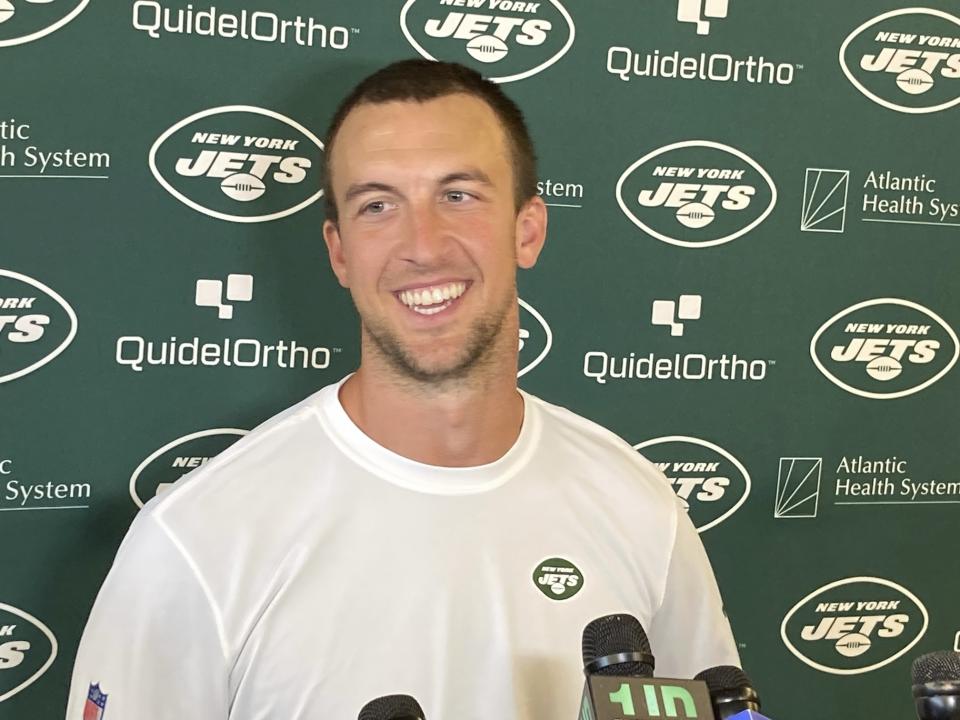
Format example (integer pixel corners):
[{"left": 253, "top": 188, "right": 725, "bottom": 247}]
[
  {"left": 342, "top": 170, "right": 494, "bottom": 203},
  {"left": 439, "top": 169, "right": 493, "bottom": 186},
  {"left": 343, "top": 181, "right": 400, "bottom": 204}
]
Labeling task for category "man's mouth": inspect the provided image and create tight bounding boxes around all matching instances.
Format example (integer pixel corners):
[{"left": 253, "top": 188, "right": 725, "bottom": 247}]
[{"left": 396, "top": 281, "right": 468, "bottom": 316}]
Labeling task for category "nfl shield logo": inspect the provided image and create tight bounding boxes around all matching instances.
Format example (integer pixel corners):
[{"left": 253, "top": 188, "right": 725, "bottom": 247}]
[{"left": 83, "top": 683, "right": 107, "bottom": 720}]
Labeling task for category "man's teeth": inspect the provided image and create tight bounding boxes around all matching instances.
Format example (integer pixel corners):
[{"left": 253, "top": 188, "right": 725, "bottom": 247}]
[{"left": 398, "top": 282, "right": 467, "bottom": 312}]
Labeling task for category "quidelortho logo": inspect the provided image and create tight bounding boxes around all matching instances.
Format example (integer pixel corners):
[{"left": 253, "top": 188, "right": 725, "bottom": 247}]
[
  {"left": 651, "top": 295, "right": 701, "bottom": 336},
  {"left": 129, "top": 429, "right": 247, "bottom": 508},
  {"left": 811, "top": 298, "right": 958, "bottom": 400},
  {"left": 634, "top": 436, "right": 750, "bottom": 532},
  {"left": 616, "top": 141, "right": 776, "bottom": 248},
  {"left": 149, "top": 106, "right": 323, "bottom": 223},
  {"left": 0, "top": 0, "right": 88, "bottom": 47},
  {"left": 115, "top": 274, "right": 334, "bottom": 373},
  {"left": 131, "top": 2, "right": 351, "bottom": 48},
  {"left": 0, "top": 604, "right": 57, "bottom": 703},
  {"left": 677, "top": 0, "right": 728, "bottom": 35},
  {"left": 196, "top": 274, "right": 253, "bottom": 320},
  {"left": 0, "top": 269, "right": 77, "bottom": 385},
  {"left": 781, "top": 577, "right": 928, "bottom": 674},
  {"left": 532, "top": 557, "right": 583, "bottom": 600},
  {"left": 584, "top": 294, "right": 773, "bottom": 384},
  {"left": 399, "top": 0, "right": 574, "bottom": 83},
  {"left": 518, "top": 298, "right": 551, "bottom": 377},
  {"left": 840, "top": 8, "right": 960, "bottom": 114}
]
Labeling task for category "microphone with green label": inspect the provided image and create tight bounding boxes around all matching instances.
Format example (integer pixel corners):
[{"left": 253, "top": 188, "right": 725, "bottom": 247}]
[{"left": 578, "top": 614, "right": 716, "bottom": 720}]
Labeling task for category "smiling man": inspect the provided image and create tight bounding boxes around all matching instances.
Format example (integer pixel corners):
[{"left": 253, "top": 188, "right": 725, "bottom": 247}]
[{"left": 65, "top": 60, "right": 738, "bottom": 720}]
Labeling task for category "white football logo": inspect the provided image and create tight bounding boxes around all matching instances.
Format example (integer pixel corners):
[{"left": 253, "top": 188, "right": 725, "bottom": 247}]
[
  {"left": 676, "top": 202, "right": 716, "bottom": 229},
  {"left": 0, "top": 0, "right": 14, "bottom": 25},
  {"left": 896, "top": 68, "right": 935, "bottom": 95},
  {"left": 221, "top": 173, "right": 266, "bottom": 202},
  {"left": 466, "top": 35, "right": 509, "bottom": 63},
  {"left": 865, "top": 355, "right": 902, "bottom": 381},
  {"left": 836, "top": 633, "right": 872, "bottom": 658}
]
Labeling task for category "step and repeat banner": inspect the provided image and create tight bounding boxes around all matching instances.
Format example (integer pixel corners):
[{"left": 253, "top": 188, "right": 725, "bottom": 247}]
[{"left": 2, "top": 1, "right": 958, "bottom": 718}]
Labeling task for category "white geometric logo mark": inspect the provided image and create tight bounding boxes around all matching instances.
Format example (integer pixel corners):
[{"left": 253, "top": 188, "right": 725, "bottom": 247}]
[
  {"left": 775, "top": 457, "right": 823, "bottom": 518},
  {"left": 801, "top": 169, "right": 849, "bottom": 233},
  {"left": 195, "top": 274, "right": 254, "bottom": 320},
  {"left": 652, "top": 295, "right": 702, "bottom": 337},
  {"left": 677, "top": 0, "right": 729, "bottom": 35}
]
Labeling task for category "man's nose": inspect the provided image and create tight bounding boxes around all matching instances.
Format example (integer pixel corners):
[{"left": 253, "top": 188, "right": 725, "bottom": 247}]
[{"left": 401, "top": 202, "right": 451, "bottom": 265}]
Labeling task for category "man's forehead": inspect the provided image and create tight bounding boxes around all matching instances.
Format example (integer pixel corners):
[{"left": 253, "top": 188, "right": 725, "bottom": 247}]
[{"left": 334, "top": 93, "right": 509, "bottom": 160}]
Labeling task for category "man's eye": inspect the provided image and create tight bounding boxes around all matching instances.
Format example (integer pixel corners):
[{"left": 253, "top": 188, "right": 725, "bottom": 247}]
[
  {"left": 362, "top": 201, "right": 386, "bottom": 215},
  {"left": 445, "top": 190, "right": 469, "bottom": 203}
]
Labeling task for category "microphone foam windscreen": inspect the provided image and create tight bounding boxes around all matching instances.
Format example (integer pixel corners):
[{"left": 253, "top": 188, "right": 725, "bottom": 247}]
[
  {"left": 358, "top": 694, "right": 425, "bottom": 720},
  {"left": 912, "top": 651, "right": 960, "bottom": 685},
  {"left": 582, "top": 614, "right": 653, "bottom": 676},
  {"left": 695, "top": 665, "right": 753, "bottom": 694}
]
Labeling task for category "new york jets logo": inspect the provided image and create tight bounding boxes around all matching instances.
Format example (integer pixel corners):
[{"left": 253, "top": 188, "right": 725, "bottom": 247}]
[
  {"left": 840, "top": 8, "right": 960, "bottom": 114},
  {"left": 400, "top": 0, "right": 575, "bottom": 83},
  {"left": 518, "top": 298, "right": 552, "bottom": 378},
  {"left": 0, "top": 269, "right": 78, "bottom": 385},
  {"left": 149, "top": 105, "right": 324, "bottom": 223},
  {"left": 0, "top": 604, "right": 57, "bottom": 703},
  {"left": 781, "top": 577, "right": 928, "bottom": 674},
  {"left": 616, "top": 141, "right": 777, "bottom": 248},
  {"left": 810, "top": 298, "right": 958, "bottom": 399},
  {"left": 129, "top": 428, "right": 247, "bottom": 508},
  {"left": 0, "top": 0, "right": 88, "bottom": 47},
  {"left": 533, "top": 557, "right": 583, "bottom": 600},
  {"left": 634, "top": 436, "right": 751, "bottom": 532}
]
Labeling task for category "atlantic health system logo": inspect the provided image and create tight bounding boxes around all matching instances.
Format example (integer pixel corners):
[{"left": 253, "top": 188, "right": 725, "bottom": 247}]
[
  {"left": 399, "top": 0, "right": 574, "bottom": 83},
  {"left": 616, "top": 141, "right": 776, "bottom": 248},
  {"left": 840, "top": 8, "right": 960, "bottom": 114},
  {"left": 0, "top": 0, "right": 88, "bottom": 47},
  {"left": 800, "top": 168, "right": 849, "bottom": 233},
  {"left": 810, "top": 298, "right": 958, "bottom": 399},
  {"left": 781, "top": 577, "right": 928, "bottom": 675},
  {"left": 149, "top": 106, "right": 324, "bottom": 223}
]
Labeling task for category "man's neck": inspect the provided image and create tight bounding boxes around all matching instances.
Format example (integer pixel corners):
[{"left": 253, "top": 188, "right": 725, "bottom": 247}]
[{"left": 338, "top": 362, "right": 524, "bottom": 468}]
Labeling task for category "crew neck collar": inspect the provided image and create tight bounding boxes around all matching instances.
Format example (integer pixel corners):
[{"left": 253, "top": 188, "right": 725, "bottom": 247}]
[{"left": 313, "top": 375, "right": 541, "bottom": 495}]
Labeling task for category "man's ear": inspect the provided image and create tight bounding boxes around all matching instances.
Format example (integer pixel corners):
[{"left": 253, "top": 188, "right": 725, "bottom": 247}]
[
  {"left": 515, "top": 195, "right": 547, "bottom": 270},
  {"left": 323, "top": 219, "right": 350, "bottom": 288}
]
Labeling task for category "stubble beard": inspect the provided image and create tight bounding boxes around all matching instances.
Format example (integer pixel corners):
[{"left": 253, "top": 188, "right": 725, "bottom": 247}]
[{"left": 361, "top": 290, "right": 515, "bottom": 387}]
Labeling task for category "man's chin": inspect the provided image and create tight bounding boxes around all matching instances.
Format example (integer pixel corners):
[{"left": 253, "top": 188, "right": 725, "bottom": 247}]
[{"left": 388, "top": 349, "right": 485, "bottom": 385}]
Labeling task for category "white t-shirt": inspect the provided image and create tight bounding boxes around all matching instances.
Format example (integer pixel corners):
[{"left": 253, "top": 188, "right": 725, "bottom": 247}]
[{"left": 65, "top": 378, "right": 739, "bottom": 720}]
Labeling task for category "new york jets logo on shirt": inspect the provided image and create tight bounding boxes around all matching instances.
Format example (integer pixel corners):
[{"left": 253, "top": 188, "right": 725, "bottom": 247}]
[{"left": 533, "top": 557, "right": 583, "bottom": 600}]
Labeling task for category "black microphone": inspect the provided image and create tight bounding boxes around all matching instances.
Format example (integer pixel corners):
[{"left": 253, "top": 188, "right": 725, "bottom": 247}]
[
  {"left": 358, "top": 694, "right": 425, "bottom": 720},
  {"left": 912, "top": 651, "right": 960, "bottom": 720},
  {"left": 695, "top": 665, "right": 770, "bottom": 720},
  {"left": 582, "top": 613, "right": 655, "bottom": 677},
  {"left": 579, "top": 614, "right": 715, "bottom": 720}
]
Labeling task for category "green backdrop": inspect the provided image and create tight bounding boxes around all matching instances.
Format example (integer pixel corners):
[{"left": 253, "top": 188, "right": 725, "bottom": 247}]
[{"left": 2, "top": 1, "right": 958, "bottom": 718}]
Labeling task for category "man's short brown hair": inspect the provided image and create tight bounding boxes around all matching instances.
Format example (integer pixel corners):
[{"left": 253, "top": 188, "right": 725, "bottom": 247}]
[{"left": 322, "top": 59, "right": 538, "bottom": 225}]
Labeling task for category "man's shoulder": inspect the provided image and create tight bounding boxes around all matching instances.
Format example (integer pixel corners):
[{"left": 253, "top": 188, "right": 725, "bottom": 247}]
[
  {"left": 143, "top": 382, "right": 338, "bottom": 521},
  {"left": 526, "top": 392, "right": 677, "bottom": 500}
]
